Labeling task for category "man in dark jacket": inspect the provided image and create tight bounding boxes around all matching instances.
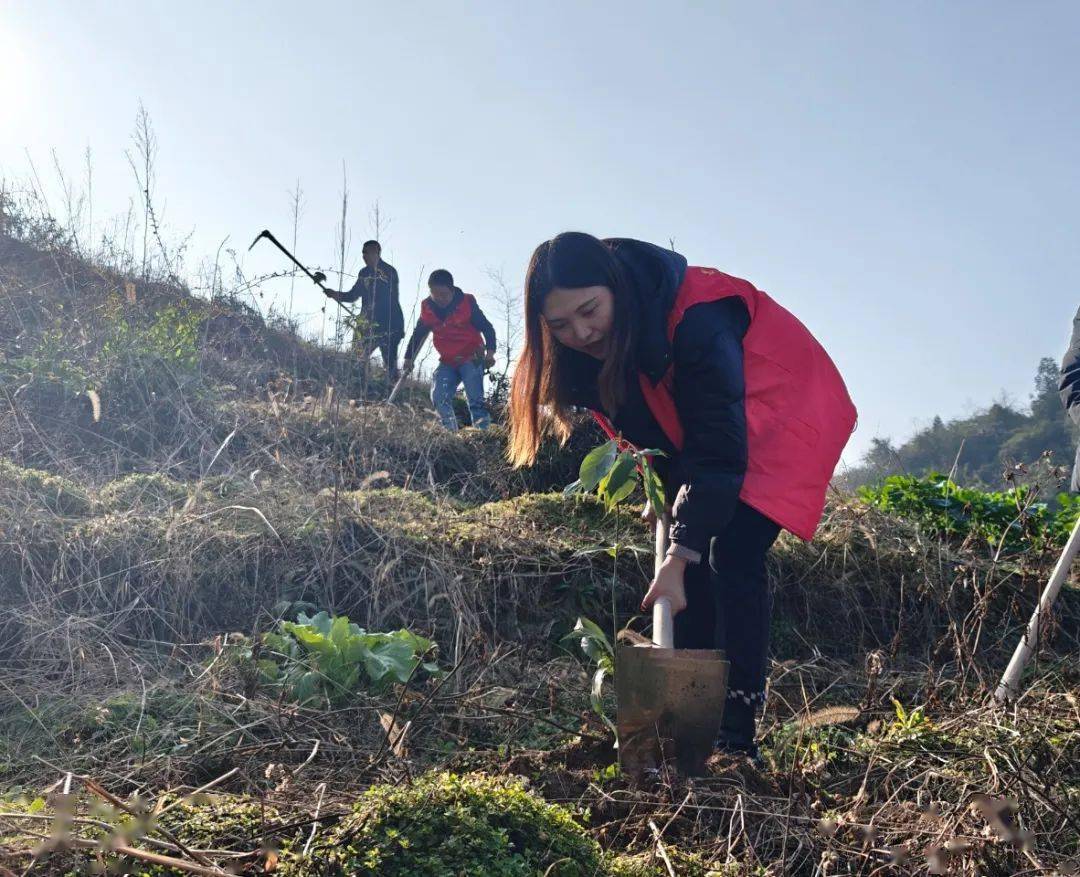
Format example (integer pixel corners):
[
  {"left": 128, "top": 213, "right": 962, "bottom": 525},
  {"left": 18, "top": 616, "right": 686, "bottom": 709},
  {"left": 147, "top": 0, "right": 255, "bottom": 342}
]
[
  {"left": 1060, "top": 305, "right": 1080, "bottom": 491},
  {"left": 325, "top": 240, "right": 405, "bottom": 380}
]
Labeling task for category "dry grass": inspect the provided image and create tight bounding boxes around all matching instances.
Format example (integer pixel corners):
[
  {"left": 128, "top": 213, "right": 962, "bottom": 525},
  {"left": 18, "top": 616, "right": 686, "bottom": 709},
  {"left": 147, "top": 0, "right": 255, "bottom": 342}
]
[{"left": 1, "top": 211, "right": 1079, "bottom": 875}]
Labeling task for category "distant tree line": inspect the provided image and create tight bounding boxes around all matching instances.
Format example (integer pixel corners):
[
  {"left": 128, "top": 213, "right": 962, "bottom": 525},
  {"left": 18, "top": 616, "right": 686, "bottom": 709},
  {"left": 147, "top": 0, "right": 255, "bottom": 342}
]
[{"left": 844, "top": 357, "right": 1078, "bottom": 490}]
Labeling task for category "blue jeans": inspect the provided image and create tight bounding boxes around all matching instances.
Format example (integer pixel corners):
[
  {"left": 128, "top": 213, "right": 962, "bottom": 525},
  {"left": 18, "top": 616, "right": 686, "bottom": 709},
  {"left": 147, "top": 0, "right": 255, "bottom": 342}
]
[{"left": 432, "top": 360, "right": 490, "bottom": 431}]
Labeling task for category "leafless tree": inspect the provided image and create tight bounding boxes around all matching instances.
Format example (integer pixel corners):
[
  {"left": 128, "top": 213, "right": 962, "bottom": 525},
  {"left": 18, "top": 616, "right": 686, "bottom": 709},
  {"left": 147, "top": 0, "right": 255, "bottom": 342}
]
[
  {"left": 329, "top": 162, "right": 351, "bottom": 349},
  {"left": 288, "top": 179, "right": 305, "bottom": 321},
  {"left": 125, "top": 102, "right": 157, "bottom": 280},
  {"left": 485, "top": 266, "right": 524, "bottom": 392}
]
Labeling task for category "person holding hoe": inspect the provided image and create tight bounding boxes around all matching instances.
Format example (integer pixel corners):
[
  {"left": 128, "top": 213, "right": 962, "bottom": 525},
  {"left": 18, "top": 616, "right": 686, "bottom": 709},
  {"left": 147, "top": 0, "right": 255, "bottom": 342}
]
[
  {"left": 324, "top": 239, "right": 405, "bottom": 381},
  {"left": 507, "top": 233, "right": 856, "bottom": 758},
  {"left": 402, "top": 269, "right": 497, "bottom": 431}
]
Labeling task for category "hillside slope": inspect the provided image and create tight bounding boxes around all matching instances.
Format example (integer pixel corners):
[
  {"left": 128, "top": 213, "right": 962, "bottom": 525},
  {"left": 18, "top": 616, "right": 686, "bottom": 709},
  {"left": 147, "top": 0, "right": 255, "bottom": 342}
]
[{"left": 1, "top": 226, "right": 1079, "bottom": 875}]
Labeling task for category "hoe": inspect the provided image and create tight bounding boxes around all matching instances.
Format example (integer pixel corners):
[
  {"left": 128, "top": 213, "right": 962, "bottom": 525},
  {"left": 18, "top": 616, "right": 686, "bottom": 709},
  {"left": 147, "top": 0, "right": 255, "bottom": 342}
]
[{"left": 615, "top": 516, "right": 729, "bottom": 778}]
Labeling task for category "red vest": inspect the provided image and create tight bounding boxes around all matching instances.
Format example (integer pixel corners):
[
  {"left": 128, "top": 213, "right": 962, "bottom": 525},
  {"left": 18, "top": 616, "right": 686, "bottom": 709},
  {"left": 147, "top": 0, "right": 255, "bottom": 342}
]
[
  {"left": 421, "top": 294, "right": 484, "bottom": 365},
  {"left": 602, "top": 267, "right": 856, "bottom": 542}
]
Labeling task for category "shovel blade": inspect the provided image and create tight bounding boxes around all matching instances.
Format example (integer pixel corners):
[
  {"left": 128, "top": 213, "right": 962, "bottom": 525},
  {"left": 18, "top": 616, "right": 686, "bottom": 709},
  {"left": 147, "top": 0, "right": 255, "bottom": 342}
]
[{"left": 615, "top": 645, "right": 728, "bottom": 779}]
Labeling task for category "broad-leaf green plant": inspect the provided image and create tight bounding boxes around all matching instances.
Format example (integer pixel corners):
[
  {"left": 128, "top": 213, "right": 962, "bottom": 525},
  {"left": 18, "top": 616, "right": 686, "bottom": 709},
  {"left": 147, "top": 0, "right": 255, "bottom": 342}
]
[{"left": 260, "top": 611, "right": 441, "bottom": 707}]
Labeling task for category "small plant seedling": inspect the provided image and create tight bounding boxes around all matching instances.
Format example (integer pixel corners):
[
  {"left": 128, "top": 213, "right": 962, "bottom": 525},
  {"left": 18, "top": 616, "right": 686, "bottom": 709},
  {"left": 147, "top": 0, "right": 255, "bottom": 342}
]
[{"left": 561, "top": 617, "right": 616, "bottom": 733}]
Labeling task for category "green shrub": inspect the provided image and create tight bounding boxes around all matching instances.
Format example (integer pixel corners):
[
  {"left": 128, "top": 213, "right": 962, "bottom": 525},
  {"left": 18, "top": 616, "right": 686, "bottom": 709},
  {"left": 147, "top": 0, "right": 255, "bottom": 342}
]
[
  {"left": 258, "top": 611, "right": 441, "bottom": 707},
  {"left": 4, "top": 327, "right": 90, "bottom": 395},
  {"left": 762, "top": 720, "right": 860, "bottom": 776},
  {"left": 859, "top": 472, "right": 1080, "bottom": 554},
  {"left": 100, "top": 302, "right": 204, "bottom": 375},
  {"left": 283, "top": 772, "right": 603, "bottom": 877}
]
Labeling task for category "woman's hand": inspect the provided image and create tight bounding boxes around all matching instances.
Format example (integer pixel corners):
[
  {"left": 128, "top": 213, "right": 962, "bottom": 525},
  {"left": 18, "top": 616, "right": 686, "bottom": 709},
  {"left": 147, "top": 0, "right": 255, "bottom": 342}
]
[
  {"left": 641, "top": 500, "right": 673, "bottom": 527},
  {"left": 641, "top": 555, "right": 688, "bottom": 615}
]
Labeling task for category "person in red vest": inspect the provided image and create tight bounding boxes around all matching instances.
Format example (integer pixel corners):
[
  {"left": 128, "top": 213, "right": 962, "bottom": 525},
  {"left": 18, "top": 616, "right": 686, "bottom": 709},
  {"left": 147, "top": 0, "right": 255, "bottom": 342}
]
[
  {"left": 403, "top": 269, "right": 497, "bottom": 430},
  {"left": 507, "top": 232, "right": 856, "bottom": 759}
]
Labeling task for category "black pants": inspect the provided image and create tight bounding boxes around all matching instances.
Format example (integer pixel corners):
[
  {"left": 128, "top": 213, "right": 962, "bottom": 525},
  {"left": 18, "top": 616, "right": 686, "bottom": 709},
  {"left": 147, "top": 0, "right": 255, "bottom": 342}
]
[
  {"left": 674, "top": 501, "right": 780, "bottom": 740},
  {"left": 355, "top": 329, "right": 402, "bottom": 382},
  {"left": 378, "top": 334, "right": 401, "bottom": 382}
]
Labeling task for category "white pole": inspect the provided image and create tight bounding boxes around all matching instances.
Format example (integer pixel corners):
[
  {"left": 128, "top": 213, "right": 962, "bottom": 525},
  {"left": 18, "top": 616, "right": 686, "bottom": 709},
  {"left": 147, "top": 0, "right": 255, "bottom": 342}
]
[
  {"left": 387, "top": 371, "right": 408, "bottom": 404},
  {"left": 652, "top": 516, "right": 674, "bottom": 648},
  {"left": 654, "top": 514, "right": 669, "bottom": 578},
  {"left": 994, "top": 513, "right": 1080, "bottom": 703}
]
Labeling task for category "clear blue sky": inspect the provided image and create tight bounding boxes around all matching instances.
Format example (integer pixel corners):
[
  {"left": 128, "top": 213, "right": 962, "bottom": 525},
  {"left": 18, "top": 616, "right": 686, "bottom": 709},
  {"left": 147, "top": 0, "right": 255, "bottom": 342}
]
[{"left": 3, "top": 1, "right": 1078, "bottom": 466}]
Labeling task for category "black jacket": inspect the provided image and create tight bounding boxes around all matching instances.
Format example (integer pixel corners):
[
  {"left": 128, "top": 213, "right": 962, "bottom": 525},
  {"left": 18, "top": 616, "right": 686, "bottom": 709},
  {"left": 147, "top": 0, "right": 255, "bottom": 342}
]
[
  {"left": 1060, "top": 305, "right": 1080, "bottom": 492},
  {"left": 339, "top": 261, "right": 405, "bottom": 336},
  {"left": 562, "top": 239, "right": 750, "bottom": 556}
]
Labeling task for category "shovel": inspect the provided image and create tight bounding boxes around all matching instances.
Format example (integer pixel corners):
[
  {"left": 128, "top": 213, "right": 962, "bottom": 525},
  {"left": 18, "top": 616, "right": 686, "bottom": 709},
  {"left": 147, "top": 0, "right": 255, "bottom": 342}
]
[
  {"left": 615, "top": 516, "right": 729, "bottom": 778},
  {"left": 387, "top": 370, "right": 409, "bottom": 404}
]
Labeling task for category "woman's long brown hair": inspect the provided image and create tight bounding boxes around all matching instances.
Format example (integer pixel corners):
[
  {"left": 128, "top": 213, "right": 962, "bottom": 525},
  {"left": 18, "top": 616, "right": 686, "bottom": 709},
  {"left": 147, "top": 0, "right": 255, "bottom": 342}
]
[{"left": 508, "top": 233, "right": 638, "bottom": 467}]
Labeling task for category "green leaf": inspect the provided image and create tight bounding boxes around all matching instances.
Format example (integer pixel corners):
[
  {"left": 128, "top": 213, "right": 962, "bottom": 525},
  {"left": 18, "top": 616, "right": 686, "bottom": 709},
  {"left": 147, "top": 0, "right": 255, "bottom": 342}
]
[
  {"left": 421, "top": 661, "right": 444, "bottom": 678},
  {"left": 578, "top": 440, "right": 618, "bottom": 493},
  {"left": 262, "top": 631, "right": 300, "bottom": 659},
  {"left": 390, "top": 628, "right": 435, "bottom": 657},
  {"left": 603, "top": 543, "right": 649, "bottom": 558},
  {"left": 329, "top": 615, "right": 353, "bottom": 646},
  {"left": 297, "top": 611, "right": 334, "bottom": 637},
  {"left": 590, "top": 666, "right": 607, "bottom": 715},
  {"left": 360, "top": 633, "right": 422, "bottom": 686},
  {"left": 641, "top": 463, "right": 666, "bottom": 519},
  {"left": 598, "top": 452, "right": 637, "bottom": 510},
  {"left": 561, "top": 617, "right": 614, "bottom": 664},
  {"left": 255, "top": 659, "right": 281, "bottom": 683},
  {"left": 282, "top": 621, "right": 334, "bottom": 658},
  {"left": 323, "top": 662, "right": 361, "bottom": 699},
  {"left": 291, "top": 671, "right": 322, "bottom": 706}
]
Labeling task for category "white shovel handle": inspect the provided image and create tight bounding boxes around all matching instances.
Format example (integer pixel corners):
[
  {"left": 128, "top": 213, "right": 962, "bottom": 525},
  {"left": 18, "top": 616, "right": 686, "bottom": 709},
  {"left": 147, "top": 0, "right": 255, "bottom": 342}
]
[
  {"left": 654, "top": 515, "right": 669, "bottom": 577},
  {"left": 387, "top": 372, "right": 407, "bottom": 404},
  {"left": 652, "top": 516, "right": 674, "bottom": 648},
  {"left": 653, "top": 597, "right": 674, "bottom": 649}
]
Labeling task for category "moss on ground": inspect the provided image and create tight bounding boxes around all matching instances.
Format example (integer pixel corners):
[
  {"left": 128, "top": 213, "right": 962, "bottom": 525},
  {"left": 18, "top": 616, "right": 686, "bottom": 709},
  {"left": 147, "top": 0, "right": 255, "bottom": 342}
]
[
  {"left": 0, "top": 459, "right": 92, "bottom": 517},
  {"left": 608, "top": 850, "right": 733, "bottom": 876},
  {"left": 279, "top": 771, "right": 604, "bottom": 877},
  {"left": 340, "top": 487, "right": 637, "bottom": 553},
  {"left": 98, "top": 472, "right": 189, "bottom": 513}
]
